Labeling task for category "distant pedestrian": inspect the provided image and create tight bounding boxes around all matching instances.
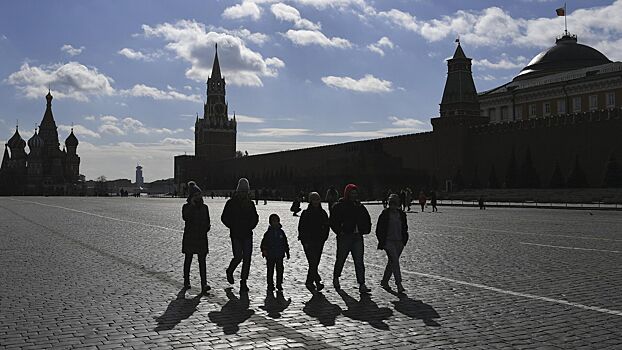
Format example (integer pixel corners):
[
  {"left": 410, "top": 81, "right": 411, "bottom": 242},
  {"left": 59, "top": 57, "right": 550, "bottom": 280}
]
[
  {"left": 255, "top": 189, "right": 259, "bottom": 205},
  {"left": 478, "top": 196, "right": 486, "bottom": 210},
  {"left": 376, "top": 194, "right": 408, "bottom": 294},
  {"left": 418, "top": 191, "right": 427, "bottom": 212},
  {"left": 221, "top": 178, "right": 259, "bottom": 292},
  {"left": 430, "top": 191, "right": 438, "bottom": 212},
  {"left": 325, "top": 186, "right": 339, "bottom": 212},
  {"left": 405, "top": 188, "right": 412, "bottom": 211},
  {"left": 182, "top": 181, "right": 211, "bottom": 295},
  {"left": 291, "top": 194, "right": 301, "bottom": 216},
  {"left": 399, "top": 190, "right": 407, "bottom": 211},
  {"left": 261, "top": 214, "right": 290, "bottom": 292},
  {"left": 298, "top": 192, "right": 329, "bottom": 292},
  {"left": 262, "top": 188, "right": 268, "bottom": 205},
  {"left": 330, "top": 184, "right": 372, "bottom": 293}
]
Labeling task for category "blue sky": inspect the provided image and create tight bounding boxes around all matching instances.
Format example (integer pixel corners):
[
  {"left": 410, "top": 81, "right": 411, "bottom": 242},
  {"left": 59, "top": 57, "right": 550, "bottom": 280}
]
[{"left": 1, "top": 0, "right": 620, "bottom": 181}]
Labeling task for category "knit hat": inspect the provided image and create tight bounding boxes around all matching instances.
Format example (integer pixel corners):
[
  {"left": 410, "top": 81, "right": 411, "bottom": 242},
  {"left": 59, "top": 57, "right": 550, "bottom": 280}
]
[
  {"left": 187, "top": 181, "right": 202, "bottom": 200},
  {"left": 308, "top": 192, "right": 321, "bottom": 202},
  {"left": 236, "top": 177, "right": 250, "bottom": 192},
  {"left": 343, "top": 183, "right": 358, "bottom": 200},
  {"left": 388, "top": 193, "right": 400, "bottom": 206}
]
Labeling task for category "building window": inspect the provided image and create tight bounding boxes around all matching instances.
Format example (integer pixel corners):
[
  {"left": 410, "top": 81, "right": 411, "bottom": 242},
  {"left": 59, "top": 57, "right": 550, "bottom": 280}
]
[
  {"left": 557, "top": 99, "right": 566, "bottom": 114},
  {"left": 500, "top": 106, "right": 508, "bottom": 121},
  {"left": 543, "top": 102, "right": 551, "bottom": 116},
  {"left": 589, "top": 95, "right": 598, "bottom": 111},
  {"left": 573, "top": 97, "right": 582, "bottom": 112},
  {"left": 606, "top": 92, "right": 616, "bottom": 108},
  {"left": 488, "top": 108, "right": 497, "bottom": 121},
  {"left": 529, "top": 104, "right": 537, "bottom": 117},
  {"left": 515, "top": 106, "right": 523, "bottom": 119}
]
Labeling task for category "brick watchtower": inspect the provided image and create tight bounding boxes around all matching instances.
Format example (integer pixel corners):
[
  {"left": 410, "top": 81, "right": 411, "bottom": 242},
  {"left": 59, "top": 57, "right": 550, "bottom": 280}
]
[{"left": 195, "top": 44, "right": 237, "bottom": 161}]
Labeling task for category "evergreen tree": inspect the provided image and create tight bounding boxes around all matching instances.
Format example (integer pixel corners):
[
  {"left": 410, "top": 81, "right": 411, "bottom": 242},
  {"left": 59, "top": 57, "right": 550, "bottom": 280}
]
[
  {"left": 567, "top": 155, "right": 589, "bottom": 188},
  {"left": 488, "top": 164, "right": 500, "bottom": 189},
  {"left": 453, "top": 168, "right": 464, "bottom": 191},
  {"left": 519, "top": 147, "right": 540, "bottom": 188},
  {"left": 549, "top": 162, "right": 565, "bottom": 188},
  {"left": 470, "top": 165, "right": 481, "bottom": 189},
  {"left": 505, "top": 148, "right": 518, "bottom": 188},
  {"left": 602, "top": 153, "right": 622, "bottom": 188}
]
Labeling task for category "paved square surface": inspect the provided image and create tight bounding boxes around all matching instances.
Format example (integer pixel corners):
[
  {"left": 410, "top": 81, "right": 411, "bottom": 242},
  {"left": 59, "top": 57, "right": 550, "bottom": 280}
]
[{"left": 1, "top": 197, "right": 621, "bottom": 349}]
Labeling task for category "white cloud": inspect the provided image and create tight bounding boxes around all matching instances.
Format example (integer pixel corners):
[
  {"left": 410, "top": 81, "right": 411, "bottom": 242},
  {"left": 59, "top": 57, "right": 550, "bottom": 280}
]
[
  {"left": 234, "top": 114, "right": 265, "bottom": 123},
  {"left": 223, "top": 1, "right": 262, "bottom": 20},
  {"left": 99, "top": 124, "right": 126, "bottom": 136},
  {"left": 473, "top": 54, "right": 528, "bottom": 70},
  {"left": 210, "top": 27, "right": 270, "bottom": 45},
  {"left": 388, "top": 116, "right": 427, "bottom": 128},
  {"left": 122, "top": 84, "right": 201, "bottom": 102},
  {"left": 271, "top": 3, "right": 321, "bottom": 30},
  {"left": 321, "top": 74, "right": 393, "bottom": 93},
  {"left": 161, "top": 137, "right": 193, "bottom": 146},
  {"left": 5, "top": 62, "right": 115, "bottom": 101},
  {"left": 318, "top": 116, "right": 431, "bottom": 138},
  {"left": 97, "top": 115, "right": 185, "bottom": 136},
  {"left": 84, "top": 116, "right": 96, "bottom": 121},
  {"left": 58, "top": 124, "right": 100, "bottom": 138},
  {"left": 61, "top": 44, "right": 85, "bottom": 56},
  {"left": 142, "top": 20, "right": 285, "bottom": 86},
  {"left": 282, "top": 29, "right": 352, "bottom": 48},
  {"left": 367, "top": 36, "right": 394, "bottom": 56},
  {"left": 239, "top": 128, "right": 311, "bottom": 137},
  {"left": 117, "top": 48, "right": 162, "bottom": 61},
  {"left": 100, "top": 116, "right": 119, "bottom": 124}
]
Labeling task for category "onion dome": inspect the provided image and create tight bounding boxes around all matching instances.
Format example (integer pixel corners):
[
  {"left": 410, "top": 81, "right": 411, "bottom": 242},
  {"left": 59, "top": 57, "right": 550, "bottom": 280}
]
[
  {"left": 7, "top": 127, "right": 26, "bottom": 149},
  {"left": 514, "top": 34, "right": 611, "bottom": 81},
  {"left": 65, "top": 128, "right": 79, "bottom": 147},
  {"left": 28, "top": 129, "right": 44, "bottom": 149}
]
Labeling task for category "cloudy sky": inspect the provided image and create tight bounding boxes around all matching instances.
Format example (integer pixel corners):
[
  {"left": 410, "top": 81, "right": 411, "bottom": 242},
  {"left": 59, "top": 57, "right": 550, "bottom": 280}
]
[{"left": 0, "top": 0, "right": 620, "bottom": 181}]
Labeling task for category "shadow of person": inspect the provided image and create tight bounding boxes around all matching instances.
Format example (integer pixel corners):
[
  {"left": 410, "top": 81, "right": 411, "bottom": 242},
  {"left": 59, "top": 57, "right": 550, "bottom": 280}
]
[
  {"left": 208, "top": 287, "right": 255, "bottom": 335},
  {"left": 337, "top": 289, "right": 392, "bottom": 330},
  {"left": 259, "top": 290, "right": 292, "bottom": 318},
  {"left": 391, "top": 293, "right": 441, "bottom": 327},
  {"left": 303, "top": 291, "right": 342, "bottom": 326},
  {"left": 154, "top": 288, "right": 202, "bottom": 332}
]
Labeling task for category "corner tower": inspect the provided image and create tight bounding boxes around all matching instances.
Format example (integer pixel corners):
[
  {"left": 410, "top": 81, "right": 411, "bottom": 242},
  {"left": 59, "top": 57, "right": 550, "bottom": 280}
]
[
  {"left": 195, "top": 44, "right": 237, "bottom": 160},
  {"left": 439, "top": 42, "right": 481, "bottom": 118}
]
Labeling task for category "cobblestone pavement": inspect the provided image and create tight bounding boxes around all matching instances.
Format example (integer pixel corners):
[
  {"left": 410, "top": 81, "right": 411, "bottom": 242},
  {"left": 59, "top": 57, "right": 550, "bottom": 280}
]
[{"left": 1, "top": 197, "right": 621, "bottom": 349}]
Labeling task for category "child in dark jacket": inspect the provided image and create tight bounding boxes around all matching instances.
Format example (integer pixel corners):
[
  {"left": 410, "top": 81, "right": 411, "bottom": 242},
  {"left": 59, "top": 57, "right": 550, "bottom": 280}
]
[{"left": 261, "top": 214, "right": 290, "bottom": 291}]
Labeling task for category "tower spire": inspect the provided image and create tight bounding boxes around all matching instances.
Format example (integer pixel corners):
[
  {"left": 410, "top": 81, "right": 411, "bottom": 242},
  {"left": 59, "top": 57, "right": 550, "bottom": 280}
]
[{"left": 211, "top": 43, "right": 222, "bottom": 79}]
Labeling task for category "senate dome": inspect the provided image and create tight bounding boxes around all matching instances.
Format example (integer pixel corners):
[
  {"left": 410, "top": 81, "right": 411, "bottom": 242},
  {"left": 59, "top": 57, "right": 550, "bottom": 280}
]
[{"left": 514, "top": 34, "right": 611, "bottom": 81}]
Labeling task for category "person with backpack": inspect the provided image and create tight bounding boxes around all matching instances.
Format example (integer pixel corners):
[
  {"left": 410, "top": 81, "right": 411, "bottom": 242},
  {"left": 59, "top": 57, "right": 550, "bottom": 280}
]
[
  {"left": 376, "top": 194, "right": 408, "bottom": 294},
  {"left": 221, "top": 178, "right": 259, "bottom": 292},
  {"left": 298, "top": 192, "right": 330, "bottom": 292},
  {"left": 330, "top": 184, "right": 372, "bottom": 293},
  {"left": 181, "top": 181, "right": 211, "bottom": 295}
]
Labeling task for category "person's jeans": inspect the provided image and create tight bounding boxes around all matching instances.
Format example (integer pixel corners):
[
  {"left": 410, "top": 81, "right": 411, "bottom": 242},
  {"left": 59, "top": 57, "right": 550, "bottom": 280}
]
[
  {"left": 266, "top": 257, "right": 284, "bottom": 287},
  {"left": 333, "top": 234, "right": 365, "bottom": 285},
  {"left": 303, "top": 242, "right": 325, "bottom": 284},
  {"left": 184, "top": 252, "right": 207, "bottom": 286},
  {"left": 382, "top": 240, "right": 405, "bottom": 284},
  {"left": 228, "top": 237, "right": 253, "bottom": 281}
]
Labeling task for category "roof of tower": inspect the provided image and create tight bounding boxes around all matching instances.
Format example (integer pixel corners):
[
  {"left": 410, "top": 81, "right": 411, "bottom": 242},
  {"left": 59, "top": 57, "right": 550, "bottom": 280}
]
[
  {"left": 211, "top": 43, "right": 222, "bottom": 79},
  {"left": 7, "top": 127, "right": 26, "bottom": 149},
  {"left": 28, "top": 129, "right": 44, "bottom": 149},
  {"left": 452, "top": 42, "right": 467, "bottom": 59},
  {"left": 41, "top": 91, "right": 57, "bottom": 127},
  {"left": 1, "top": 144, "right": 9, "bottom": 169},
  {"left": 65, "top": 128, "right": 79, "bottom": 147},
  {"left": 514, "top": 34, "right": 611, "bottom": 81}
]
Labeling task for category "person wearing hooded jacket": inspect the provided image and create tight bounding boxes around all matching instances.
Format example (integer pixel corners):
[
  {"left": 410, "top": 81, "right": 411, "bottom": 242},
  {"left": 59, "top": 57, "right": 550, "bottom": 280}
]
[
  {"left": 298, "top": 192, "right": 330, "bottom": 292},
  {"left": 221, "top": 178, "right": 259, "bottom": 292},
  {"left": 376, "top": 194, "right": 408, "bottom": 293},
  {"left": 182, "top": 181, "right": 211, "bottom": 295},
  {"left": 329, "top": 184, "right": 372, "bottom": 293}
]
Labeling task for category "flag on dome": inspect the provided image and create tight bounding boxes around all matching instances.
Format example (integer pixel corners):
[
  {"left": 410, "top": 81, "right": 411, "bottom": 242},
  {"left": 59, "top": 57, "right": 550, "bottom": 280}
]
[{"left": 556, "top": 7, "right": 565, "bottom": 16}]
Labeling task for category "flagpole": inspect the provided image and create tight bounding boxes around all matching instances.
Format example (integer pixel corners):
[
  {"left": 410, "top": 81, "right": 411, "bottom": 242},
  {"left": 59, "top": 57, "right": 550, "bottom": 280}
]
[{"left": 564, "top": 2, "right": 568, "bottom": 35}]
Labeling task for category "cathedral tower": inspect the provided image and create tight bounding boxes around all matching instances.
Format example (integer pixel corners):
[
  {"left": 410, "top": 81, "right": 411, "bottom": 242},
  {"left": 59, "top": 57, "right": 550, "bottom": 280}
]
[{"left": 195, "top": 44, "right": 237, "bottom": 160}]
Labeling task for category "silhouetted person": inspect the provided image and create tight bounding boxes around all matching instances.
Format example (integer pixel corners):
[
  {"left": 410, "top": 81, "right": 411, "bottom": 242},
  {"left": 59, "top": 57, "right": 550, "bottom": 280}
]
[
  {"left": 325, "top": 186, "right": 339, "bottom": 213},
  {"left": 418, "top": 191, "right": 427, "bottom": 212},
  {"left": 210, "top": 191, "right": 214, "bottom": 199},
  {"left": 405, "top": 188, "right": 412, "bottom": 211},
  {"left": 291, "top": 195, "right": 301, "bottom": 216},
  {"left": 261, "top": 214, "right": 290, "bottom": 291},
  {"left": 182, "top": 181, "right": 211, "bottom": 294},
  {"left": 399, "top": 190, "right": 407, "bottom": 211},
  {"left": 430, "top": 191, "right": 438, "bottom": 212},
  {"left": 254, "top": 189, "right": 259, "bottom": 205},
  {"left": 479, "top": 196, "right": 486, "bottom": 210},
  {"left": 376, "top": 194, "right": 408, "bottom": 294},
  {"left": 298, "top": 192, "right": 329, "bottom": 292},
  {"left": 262, "top": 188, "right": 268, "bottom": 205},
  {"left": 330, "top": 184, "right": 372, "bottom": 293},
  {"left": 222, "top": 178, "right": 259, "bottom": 292}
]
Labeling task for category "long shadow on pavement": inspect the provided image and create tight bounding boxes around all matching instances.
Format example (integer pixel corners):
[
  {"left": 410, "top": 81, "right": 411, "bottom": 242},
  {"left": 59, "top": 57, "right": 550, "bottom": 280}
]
[
  {"left": 386, "top": 289, "right": 441, "bottom": 327},
  {"left": 303, "top": 291, "right": 342, "bottom": 326},
  {"left": 337, "top": 289, "right": 393, "bottom": 330},
  {"left": 259, "top": 290, "right": 291, "bottom": 318},
  {"left": 154, "top": 288, "right": 202, "bottom": 331},
  {"left": 208, "top": 287, "right": 255, "bottom": 334}
]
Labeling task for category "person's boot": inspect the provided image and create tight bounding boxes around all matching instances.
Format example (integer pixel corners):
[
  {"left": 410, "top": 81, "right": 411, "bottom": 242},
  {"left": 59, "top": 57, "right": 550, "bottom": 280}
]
[
  {"left": 380, "top": 279, "right": 390, "bottom": 290},
  {"left": 240, "top": 280, "right": 249, "bottom": 292},
  {"left": 226, "top": 268, "right": 234, "bottom": 285},
  {"left": 396, "top": 282, "right": 405, "bottom": 294},
  {"left": 315, "top": 281, "right": 324, "bottom": 292},
  {"left": 305, "top": 281, "right": 316, "bottom": 292},
  {"left": 201, "top": 284, "right": 211, "bottom": 295},
  {"left": 359, "top": 284, "right": 371, "bottom": 293},
  {"left": 332, "top": 276, "right": 340, "bottom": 290},
  {"left": 183, "top": 278, "right": 191, "bottom": 290}
]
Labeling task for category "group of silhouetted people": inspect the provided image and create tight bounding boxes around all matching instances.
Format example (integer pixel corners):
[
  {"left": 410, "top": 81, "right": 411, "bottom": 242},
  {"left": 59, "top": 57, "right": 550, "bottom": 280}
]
[{"left": 181, "top": 178, "right": 411, "bottom": 296}]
